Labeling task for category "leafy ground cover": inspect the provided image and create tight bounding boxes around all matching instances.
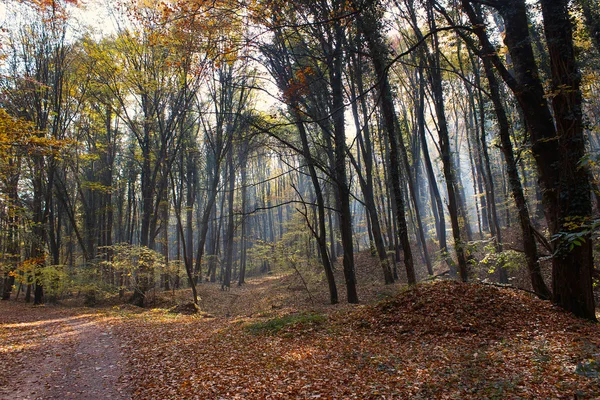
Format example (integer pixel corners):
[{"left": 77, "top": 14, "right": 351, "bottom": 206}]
[
  {"left": 2, "top": 273, "right": 599, "bottom": 399},
  {"left": 114, "top": 279, "right": 599, "bottom": 399}
]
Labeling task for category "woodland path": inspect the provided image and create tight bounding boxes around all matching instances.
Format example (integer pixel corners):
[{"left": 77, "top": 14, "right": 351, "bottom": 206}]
[{"left": 0, "top": 307, "right": 131, "bottom": 400}]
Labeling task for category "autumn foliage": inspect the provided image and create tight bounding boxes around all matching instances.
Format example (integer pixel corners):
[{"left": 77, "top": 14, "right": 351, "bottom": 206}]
[{"left": 107, "top": 280, "right": 599, "bottom": 399}]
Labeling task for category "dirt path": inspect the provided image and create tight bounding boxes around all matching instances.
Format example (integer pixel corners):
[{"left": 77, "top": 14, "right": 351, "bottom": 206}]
[{"left": 0, "top": 309, "right": 130, "bottom": 400}]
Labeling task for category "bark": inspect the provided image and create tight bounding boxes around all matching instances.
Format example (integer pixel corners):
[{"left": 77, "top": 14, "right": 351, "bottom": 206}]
[
  {"left": 471, "top": 63, "right": 506, "bottom": 282},
  {"left": 331, "top": 30, "right": 359, "bottom": 303},
  {"left": 297, "top": 119, "right": 339, "bottom": 304},
  {"left": 222, "top": 147, "right": 235, "bottom": 290},
  {"left": 238, "top": 141, "right": 249, "bottom": 286},
  {"left": 171, "top": 172, "right": 199, "bottom": 305},
  {"left": 348, "top": 42, "right": 395, "bottom": 283},
  {"left": 464, "top": 0, "right": 593, "bottom": 316},
  {"left": 32, "top": 158, "right": 46, "bottom": 305},
  {"left": 355, "top": 0, "right": 416, "bottom": 284},
  {"left": 541, "top": 0, "right": 595, "bottom": 320},
  {"left": 418, "top": 68, "right": 452, "bottom": 272},
  {"left": 1, "top": 167, "right": 20, "bottom": 300}
]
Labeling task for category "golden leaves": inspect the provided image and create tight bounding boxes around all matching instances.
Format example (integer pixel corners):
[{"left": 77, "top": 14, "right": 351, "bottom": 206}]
[
  {"left": 0, "top": 109, "right": 73, "bottom": 156},
  {"left": 104, "top": 279, "right": 600, "bottom": 399}
]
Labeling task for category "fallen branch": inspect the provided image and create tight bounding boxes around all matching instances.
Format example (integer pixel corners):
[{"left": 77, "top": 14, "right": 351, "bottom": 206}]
[
  {"left": 425, "top": 270, "right": 450, "bottom": 281},
  {"left": 476, "top": 280, "right": 541, "bottom": 297},
  {"left": 503, "top": 245, "right": 551, "bottom": 258}
]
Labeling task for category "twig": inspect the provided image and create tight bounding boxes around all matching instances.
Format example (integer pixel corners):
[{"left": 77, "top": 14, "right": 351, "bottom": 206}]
[{"left": 290, "top": 260, "right": 315, "bottom": 306}]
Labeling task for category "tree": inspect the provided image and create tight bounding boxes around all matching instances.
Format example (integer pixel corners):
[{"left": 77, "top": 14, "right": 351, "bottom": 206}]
[
  {"left": 462, "top": 0, "right": 595, "bottom": 320},
  {"left": 353, "top": 0, "right": 417, "bottom": 285},
  {"left": 439, "top": 1, "right": 551, "bottom": 298}
]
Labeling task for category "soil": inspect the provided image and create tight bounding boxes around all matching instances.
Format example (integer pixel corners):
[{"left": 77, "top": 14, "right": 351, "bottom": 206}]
[{"left": 0, "top": 304, "right": 131, "bottom": 400}]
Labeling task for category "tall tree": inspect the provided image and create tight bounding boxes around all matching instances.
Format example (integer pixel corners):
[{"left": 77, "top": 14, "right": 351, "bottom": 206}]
[
  {"left": 353, "top": 0, "right": 416, "bottom": 284},
  {"left": 463, "top": 0, "right": 595, "bottom": 318}
]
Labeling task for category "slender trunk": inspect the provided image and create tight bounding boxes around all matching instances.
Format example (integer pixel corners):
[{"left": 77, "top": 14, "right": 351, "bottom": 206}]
[
  {"left": 160, "top": 183, "right": 170, "bottom": 291},
  {"left": 348, "top": 44, "right": 395, "bottom": 283},
  {"left": 171, "top": 173, "right": 199, "bottom": 304},
  {"left": 1, "top": 168, "right": 19, "bottom": 300},
  {"left": 131, "top": 144, "right": 153, "bottom": 307},
  {"left": 424, "top": 4, "right": 469, "bottom": 281},
  {"left": 331, "top": 35, "right": 358, "bottom": 303},
  {"left": 296, "top": 118, "right": 338, "bottom": 304},
  {"left": 465, "top": 120, "right": 484, "bottom": 238},
  {"left": 398, "top": 117, "right": 433, "bottom": 275},
  {"left": 238, "top": 143, "right": 249, "bottom": 286},
  {"left": 32, "top": 154, "right": 47, "bottom": 305},
  {"left": 185, "top": 151, "right": 195, "bottom": 286},
  {"left": 472, "top": 62, "right": 506, "bottom": 282},
  {"left": 354, "top": 3, "right": 416, "bottom": 283},
  {"left": 194, "top": 159, "right": 222, "bottom": 283},
  {"left": 222, "top": 147, "right": 235, "bottom": 290},
  {"left": 418, "top": 56, "right": 453, "bottom": 274}
]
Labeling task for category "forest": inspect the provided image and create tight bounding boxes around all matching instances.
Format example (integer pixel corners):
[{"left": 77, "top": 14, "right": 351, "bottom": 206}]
[{"left": 1, "top": 0, "right": 600, "bottom": 398}]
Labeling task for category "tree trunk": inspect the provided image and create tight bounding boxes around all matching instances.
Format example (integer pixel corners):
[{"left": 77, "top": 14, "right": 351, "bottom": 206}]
[
  {"left": 418, "top": 67, "right": 452, "bottom": 273},
  {"left": 421, "top": 3, "right": 469, "bottom": 281},
  {"left": 222, "top": 147, "right": 235, "bottom": 290},
  {"left": 348, "top": 42, "right": 395, "bottom": 283},
  {"left": 465, "top": 0, "right": 594, "bottom": 317},
  {"left": 297, "top": 119, "right": 339, "bottom": 304},
  {"left": 238, "top": 141, "right": 249, "bottom": 286},
  {"left": 354, "top": 1, "right": 416, "bottom": 284},
  {"left": 331, "top": 29, "right": 358, "bottom": 303},
  {"left": 540, "top": 0, "right": 595, "bottom": 320}
]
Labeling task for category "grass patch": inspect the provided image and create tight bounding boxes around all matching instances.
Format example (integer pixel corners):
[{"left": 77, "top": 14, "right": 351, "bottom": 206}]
[{"left": 245, "top": 312, "right": 326, "bottom": 335}]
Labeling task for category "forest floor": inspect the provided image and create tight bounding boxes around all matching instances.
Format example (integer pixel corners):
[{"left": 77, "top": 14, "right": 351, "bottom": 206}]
[{"left": 1, "top": 255, "right": 600, "bottom": 399}]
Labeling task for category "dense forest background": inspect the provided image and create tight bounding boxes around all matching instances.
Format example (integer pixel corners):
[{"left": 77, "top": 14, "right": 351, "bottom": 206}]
[{"left": 0, "top": 0, "right": 599, "bottom": 320}]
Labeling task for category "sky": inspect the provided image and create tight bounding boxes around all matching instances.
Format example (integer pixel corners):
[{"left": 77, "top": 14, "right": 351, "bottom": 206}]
[
  {"left": 70, "top": 0, "right": 119, "bottom": 37},
  {"left": 0, "top": 0, "right": 118, "bottom": 37}
]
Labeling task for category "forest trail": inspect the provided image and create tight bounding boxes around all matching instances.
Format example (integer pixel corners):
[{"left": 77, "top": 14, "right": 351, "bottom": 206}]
[{"left": 0, "top": 305, "right": 130, "bottom": 400}]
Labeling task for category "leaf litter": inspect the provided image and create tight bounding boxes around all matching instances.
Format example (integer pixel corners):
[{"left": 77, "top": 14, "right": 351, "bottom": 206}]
[
  {"left": 2, "top": 275, "right": 599, "bottom": 399},
  {"left": 106, "top": 280, "right": 600, "bottom": 399}
]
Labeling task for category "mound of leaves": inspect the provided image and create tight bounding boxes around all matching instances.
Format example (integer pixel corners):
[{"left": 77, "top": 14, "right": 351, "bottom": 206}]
[
  {"left": 108, "top": 279, "right": 600, "bottom": 399},
  {"left": 356, "top": 280, "right": 557, "bottom": 338}
]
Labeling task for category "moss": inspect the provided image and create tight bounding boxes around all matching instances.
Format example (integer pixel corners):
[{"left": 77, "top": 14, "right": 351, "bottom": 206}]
[{"left": 245, "top": 312, "right": 326, "bottom": 335}]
